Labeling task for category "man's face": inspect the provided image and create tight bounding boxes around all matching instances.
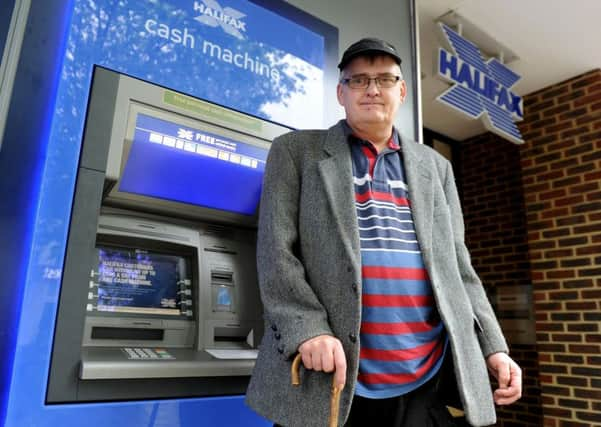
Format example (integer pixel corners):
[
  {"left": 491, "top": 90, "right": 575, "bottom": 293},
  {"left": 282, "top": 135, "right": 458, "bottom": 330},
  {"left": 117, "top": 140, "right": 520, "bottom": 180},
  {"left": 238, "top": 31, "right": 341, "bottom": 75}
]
[{"left": 336, "top": 55, "right": 406, "bottom": 130}]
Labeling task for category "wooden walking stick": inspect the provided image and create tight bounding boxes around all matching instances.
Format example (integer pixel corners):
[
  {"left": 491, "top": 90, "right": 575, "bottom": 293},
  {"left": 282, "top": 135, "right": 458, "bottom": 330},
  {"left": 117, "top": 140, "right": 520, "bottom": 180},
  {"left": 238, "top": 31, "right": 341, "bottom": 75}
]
[{"left": 291, "top": 353, "right": 344, "bottom": 427}]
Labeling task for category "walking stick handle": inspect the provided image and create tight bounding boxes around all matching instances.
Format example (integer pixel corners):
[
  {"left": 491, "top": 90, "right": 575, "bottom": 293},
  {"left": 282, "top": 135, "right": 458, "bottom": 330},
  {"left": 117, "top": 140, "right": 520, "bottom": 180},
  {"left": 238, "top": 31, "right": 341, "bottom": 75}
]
[{"left": 291, "top": 353, "right": 344, "bottom": 427}]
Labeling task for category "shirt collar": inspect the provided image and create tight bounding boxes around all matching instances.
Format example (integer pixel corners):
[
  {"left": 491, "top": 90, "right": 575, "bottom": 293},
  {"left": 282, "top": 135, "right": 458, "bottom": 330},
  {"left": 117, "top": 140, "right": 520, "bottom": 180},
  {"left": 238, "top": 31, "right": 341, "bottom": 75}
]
[{"left": 342, "top": 120, "right": 401, "bottom": 153}]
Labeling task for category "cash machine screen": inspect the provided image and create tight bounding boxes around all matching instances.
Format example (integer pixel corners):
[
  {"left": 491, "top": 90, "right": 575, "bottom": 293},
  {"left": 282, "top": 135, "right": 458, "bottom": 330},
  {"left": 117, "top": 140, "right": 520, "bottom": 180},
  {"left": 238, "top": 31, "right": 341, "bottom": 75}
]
[
  {"left": 94, "top": 245, "right": 193, "bottom": 318},
  {"left": 118, "top": 113, "right": 269, "bottom": 216}
]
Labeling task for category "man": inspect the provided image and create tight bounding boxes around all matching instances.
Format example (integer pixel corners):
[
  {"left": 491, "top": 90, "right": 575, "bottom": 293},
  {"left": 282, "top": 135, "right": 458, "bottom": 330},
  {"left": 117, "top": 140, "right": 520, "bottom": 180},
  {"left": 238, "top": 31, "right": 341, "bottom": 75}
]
[{"left": 246, "top": 38, "right": 521, "bottom": 427}]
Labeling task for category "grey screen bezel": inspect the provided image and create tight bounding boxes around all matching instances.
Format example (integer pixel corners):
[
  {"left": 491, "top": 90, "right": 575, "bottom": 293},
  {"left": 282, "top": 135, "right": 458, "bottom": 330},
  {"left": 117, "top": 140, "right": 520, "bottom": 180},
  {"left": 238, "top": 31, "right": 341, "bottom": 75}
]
[{"left": 102, "top": 71, "right": 291, "bottom": 227}]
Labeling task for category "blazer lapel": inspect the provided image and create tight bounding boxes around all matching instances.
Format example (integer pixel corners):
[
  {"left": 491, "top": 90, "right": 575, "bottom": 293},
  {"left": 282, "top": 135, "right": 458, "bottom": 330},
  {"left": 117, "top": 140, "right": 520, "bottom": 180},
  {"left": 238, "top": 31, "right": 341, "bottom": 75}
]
[
  {"left": 317, "top": 122, "right": 361, "bottom": 267},
  {"left": 400, "top": 135, "right": 434, "bottom": 259}
]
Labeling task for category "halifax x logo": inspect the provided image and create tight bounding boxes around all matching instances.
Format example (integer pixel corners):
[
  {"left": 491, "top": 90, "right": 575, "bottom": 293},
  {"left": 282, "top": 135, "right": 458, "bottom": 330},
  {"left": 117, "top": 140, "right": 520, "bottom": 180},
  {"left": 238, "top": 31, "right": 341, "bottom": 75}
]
[
  {"left": 194, "top": 0, "right": 247, "bottom": 40},
  {"left": 437, "top": 23, "right": 525, "bottom": 144}
]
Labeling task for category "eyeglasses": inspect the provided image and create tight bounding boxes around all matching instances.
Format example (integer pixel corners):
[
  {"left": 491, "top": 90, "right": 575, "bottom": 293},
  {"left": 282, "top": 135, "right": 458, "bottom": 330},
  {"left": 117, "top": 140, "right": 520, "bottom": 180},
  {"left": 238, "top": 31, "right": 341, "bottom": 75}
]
[{"left": 340, "top": 74, "right": 401, "bottom": 89}]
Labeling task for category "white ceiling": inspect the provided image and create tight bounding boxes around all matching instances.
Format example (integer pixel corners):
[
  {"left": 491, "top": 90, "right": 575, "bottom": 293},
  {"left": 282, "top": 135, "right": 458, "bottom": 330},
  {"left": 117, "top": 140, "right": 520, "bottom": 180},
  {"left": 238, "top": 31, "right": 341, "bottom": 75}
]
[{"left": 418, "top": 0, "right": 601, "bottom": 141}]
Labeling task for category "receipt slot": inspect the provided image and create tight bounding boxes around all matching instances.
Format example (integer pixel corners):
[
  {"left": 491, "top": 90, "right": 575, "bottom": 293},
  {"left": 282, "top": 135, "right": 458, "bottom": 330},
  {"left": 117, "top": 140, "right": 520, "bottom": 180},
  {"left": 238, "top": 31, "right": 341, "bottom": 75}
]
[{"left": 47, "top": 67, "right": 287, "bottom": 402}]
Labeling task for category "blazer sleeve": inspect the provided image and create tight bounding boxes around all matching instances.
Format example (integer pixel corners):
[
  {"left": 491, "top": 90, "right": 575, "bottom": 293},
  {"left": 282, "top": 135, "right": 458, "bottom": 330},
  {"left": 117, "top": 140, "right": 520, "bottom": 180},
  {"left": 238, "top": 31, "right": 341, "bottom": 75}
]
[
  {"left": 442, "top": 160, "right": 509, "bottom": 357},
  {"left": 256, "top": 136, "right": 333, "bottom": 359}
]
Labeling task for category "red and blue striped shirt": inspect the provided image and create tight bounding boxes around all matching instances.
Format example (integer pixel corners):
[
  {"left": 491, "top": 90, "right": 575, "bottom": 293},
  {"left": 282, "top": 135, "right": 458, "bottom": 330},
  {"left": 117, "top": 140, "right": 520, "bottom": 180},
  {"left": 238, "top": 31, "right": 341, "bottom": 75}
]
[{"left": 345, "top": 123, "right": 447, "bottom": 398}]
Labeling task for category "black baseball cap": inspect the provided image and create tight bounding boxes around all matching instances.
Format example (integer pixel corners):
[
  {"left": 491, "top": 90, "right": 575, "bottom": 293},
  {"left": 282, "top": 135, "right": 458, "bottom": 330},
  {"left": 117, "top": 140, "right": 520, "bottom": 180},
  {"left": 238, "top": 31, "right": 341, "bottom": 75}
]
[{"left": 338, "top": 37, "right": 402, "bottom": 70}]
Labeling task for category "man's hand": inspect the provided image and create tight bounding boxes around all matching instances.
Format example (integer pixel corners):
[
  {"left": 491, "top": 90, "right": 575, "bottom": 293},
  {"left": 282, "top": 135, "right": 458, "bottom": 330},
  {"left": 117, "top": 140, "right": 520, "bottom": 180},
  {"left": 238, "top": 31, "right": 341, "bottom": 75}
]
[
  {"left": 298, "top": 335, "right": 347, "bottom": 389},
  {"left": 486, "top": 352, "right": 522, "bottom": 405}
]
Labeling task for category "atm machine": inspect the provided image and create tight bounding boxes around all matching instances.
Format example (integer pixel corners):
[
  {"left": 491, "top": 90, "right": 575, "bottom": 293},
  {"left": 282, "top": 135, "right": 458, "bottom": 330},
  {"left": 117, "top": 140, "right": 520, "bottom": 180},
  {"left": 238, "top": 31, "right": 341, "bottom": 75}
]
[
  {"left": 0, "top": 0, "right": 350, "bottom": 424},
  {"left": 47, "top": 67, "right": 289, "bottom": 402}
]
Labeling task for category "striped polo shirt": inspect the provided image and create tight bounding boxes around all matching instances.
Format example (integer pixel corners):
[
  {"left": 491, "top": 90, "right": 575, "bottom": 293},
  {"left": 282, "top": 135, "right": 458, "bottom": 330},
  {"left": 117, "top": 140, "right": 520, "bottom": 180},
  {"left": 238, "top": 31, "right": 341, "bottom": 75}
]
[{"left": 344, "top": 122, "right": 447, "bottom": 399}]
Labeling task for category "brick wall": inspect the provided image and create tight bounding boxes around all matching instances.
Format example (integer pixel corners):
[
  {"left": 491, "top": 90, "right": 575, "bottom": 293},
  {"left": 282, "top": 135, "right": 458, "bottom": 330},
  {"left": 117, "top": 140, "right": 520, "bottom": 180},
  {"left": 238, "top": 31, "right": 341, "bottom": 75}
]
[
  {"left": 519, "top": 69, "right": 601, "bottom": 426},
  {"left": 460, "top": 133, "right": 542, "bottom": 426},
  {"left": 458, "top": 68, "right": 601, "bottom": 426}
]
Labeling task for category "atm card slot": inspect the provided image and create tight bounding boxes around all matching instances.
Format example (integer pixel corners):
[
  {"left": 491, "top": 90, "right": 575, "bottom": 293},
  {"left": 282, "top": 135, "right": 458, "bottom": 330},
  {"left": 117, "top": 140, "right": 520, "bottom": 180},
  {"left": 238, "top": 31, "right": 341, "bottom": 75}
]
[{"left": 210, "top": 270, "right": 233, "bottom": 284}]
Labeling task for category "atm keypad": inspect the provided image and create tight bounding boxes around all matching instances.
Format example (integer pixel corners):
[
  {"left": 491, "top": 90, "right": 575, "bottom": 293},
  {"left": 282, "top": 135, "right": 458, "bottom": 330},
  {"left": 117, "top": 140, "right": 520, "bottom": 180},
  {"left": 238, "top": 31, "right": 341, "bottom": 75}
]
[{"left": 122, "top": 347, "right": 175, "bottom": 360}]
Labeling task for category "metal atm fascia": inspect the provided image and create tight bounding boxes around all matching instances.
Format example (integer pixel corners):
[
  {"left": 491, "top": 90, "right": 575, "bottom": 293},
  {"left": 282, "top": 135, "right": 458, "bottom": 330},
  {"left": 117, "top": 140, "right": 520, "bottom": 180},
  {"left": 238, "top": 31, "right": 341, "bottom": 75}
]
[
  {"left": 79, "top": 214, "right": 262, "bottom": 381},
  {"left": 100, "top": 68, "right": 288, "bottom": 227},
  {"left": 47, "top": 67, "right": 288, "bottom": 403}
]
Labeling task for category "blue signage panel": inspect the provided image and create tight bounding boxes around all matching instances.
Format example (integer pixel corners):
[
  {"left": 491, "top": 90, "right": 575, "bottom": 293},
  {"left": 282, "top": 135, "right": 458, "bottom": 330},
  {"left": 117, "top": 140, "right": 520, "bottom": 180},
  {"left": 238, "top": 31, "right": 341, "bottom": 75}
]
[
  {"left": 66, "top": 0, "right": 331, "bottom": 129},
  {"left": 436, "top": 23, "right": 524, "bottom": 144}
]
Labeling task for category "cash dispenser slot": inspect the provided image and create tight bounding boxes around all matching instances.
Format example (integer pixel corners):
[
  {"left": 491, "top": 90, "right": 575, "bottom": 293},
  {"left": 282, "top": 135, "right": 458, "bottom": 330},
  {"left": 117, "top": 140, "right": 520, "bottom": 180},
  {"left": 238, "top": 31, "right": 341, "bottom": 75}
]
[
  {"left": 90, "top": 326, "right": 164, "bottom": 341},
  {"left": 214, "top": 332, "right": 247, "bottom": 342},
  {"left": 212, "top": 325, "right": 252, "bottom": 346}
]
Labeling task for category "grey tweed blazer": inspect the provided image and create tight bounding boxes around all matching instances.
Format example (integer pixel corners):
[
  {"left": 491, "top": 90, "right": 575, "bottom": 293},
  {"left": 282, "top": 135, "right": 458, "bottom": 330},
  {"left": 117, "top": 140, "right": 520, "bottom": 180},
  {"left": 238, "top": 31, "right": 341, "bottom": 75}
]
[{"left": 246, "top": 120, "right": 508, "bottom": 427}]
